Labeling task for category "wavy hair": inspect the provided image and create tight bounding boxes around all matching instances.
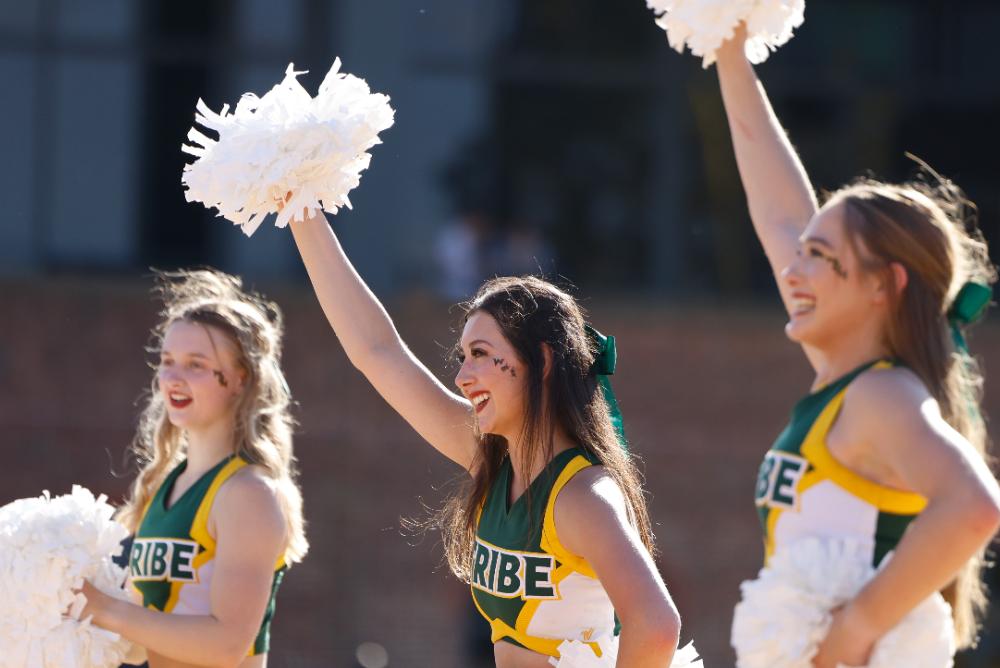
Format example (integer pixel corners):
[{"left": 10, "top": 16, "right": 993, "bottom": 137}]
[{"left": 117, "top": 269, "right": 308, "bottom": 563}]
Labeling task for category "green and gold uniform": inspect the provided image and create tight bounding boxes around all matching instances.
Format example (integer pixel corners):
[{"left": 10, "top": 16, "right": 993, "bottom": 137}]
[
  {"left": 129, "top": 455, "right": 286, "bottom": 656},
  {"left": 755, "top": 360, "right": 927, "bottom": 567},
  {"left": 472, "top": 447, "right": 617, "bottom": 660}
]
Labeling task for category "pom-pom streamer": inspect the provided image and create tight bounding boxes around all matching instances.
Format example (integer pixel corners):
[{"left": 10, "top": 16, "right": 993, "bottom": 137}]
[
  {"left": 645, "top": 0, "right": 805, "bottom": 68},
  {"left": 0, "top": 486, "right": 143, "bottom": 668},
  {"left": 182, "top": 59, "right": 395, "bottom": 236},
  {"left": 732, "top": 537, "right": 955, "bottom": 668}
]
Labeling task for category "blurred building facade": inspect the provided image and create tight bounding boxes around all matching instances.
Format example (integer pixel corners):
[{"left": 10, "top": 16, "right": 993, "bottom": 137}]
[{"left": 3, "top": 0, "right": 998, "bottom": 294}]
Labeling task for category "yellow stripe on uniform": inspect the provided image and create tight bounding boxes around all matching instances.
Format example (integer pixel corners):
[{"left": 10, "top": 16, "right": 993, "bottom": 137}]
[
  {"left": 799, "top": 362, "right": 927, "bottom": 516},
  {"left": 540, "top": 455, "right": 598, "bottom": 578}
]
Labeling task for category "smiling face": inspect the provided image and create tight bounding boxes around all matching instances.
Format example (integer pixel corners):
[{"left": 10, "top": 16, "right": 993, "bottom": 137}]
[
  {"left": 781, "top": 202, "right": 889, "bottom": 348},
  {"left": 157, "top": 319, "right": 244, "bottom": 432},
  {"left": 454, "top": 311, "right": 527, "bottom": 440}
]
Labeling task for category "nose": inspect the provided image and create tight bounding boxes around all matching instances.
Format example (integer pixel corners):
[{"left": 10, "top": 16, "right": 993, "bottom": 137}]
[
  {"left": 454, "top": 360, "right": 475, "bottom": 392},
  {"left": 780, "top": 260, "right": 802, "bottom": 288},
  {"left": 158, "top": 365, "right": 182, "bottom": 386}
]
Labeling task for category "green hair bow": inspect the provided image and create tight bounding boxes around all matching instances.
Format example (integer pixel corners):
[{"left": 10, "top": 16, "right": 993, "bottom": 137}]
[
  {"left": 947, "top": 281, "right": 992, "bottom": 354},
  {"left": 584, "top": 325, "right": 627, "bottom": 450}
]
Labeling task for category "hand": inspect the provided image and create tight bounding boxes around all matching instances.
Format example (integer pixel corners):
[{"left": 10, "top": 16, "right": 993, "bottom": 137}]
[
  {"left": 812, "top": 604, "right": 880, "bottom": 668},
  {"left": 76, "top": 579, "right": 110, "bottom": 625},
  {"left": 717, "top": 22, "right": 748, "bottom": 63},
  {"left": 274, "top": 190, "right": 293, "bottom": 212}
]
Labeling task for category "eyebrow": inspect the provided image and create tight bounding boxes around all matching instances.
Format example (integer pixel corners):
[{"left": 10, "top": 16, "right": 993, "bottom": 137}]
[
  {"left": 160, "top": 351, "right": 212, "bottom": 360},
  {"left": 801, "top": 235, "right": 835, "bottom": 250},
  {"left": 463, "top": 339, "right": 493, "bottom": 349}
]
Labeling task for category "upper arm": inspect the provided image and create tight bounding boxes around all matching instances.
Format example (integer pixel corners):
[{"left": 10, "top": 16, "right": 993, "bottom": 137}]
[
  {"left": 361, "top": 343, "right": 478, "bottom": 470},
  {"left": 554, "top": 468, "right": 679, "bottom": 631},
  {"left": 843, "top": 370, "right": 1000, "bottom": 504},
  {"left": 208, "top": 471, "right": 288, "bottom": 654}
]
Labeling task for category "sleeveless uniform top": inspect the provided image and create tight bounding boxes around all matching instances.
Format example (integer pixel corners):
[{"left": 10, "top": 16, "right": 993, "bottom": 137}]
[
  {"left": 755, "top": 360, "right": 928, "bottom": 568},
  {"left": 472, "top": 447, "right": 617, "bottom": 659},
  {"left": 129, "top": 456, "right": 287, "bottom": 656}
]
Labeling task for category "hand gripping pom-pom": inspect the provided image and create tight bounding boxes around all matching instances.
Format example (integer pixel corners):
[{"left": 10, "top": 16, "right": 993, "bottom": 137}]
[
  {"left": 548, "top": 636, "right": 704, "bottom": 667},
  {"left": 181, "top": 59, "right": 396, "bottom": 236},
  {"left": 0, "top": 486, "right": 145, "bottom": 668},
  {"left": 731, "top": 537, "right": 955, "bottom": 668},
  {"left": 645, "top": 0, "right": 805, "bottom": 68}
]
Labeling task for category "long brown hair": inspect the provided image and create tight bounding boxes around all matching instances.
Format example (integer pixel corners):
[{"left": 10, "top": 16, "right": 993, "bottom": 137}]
[
  {"left": 437, "top": 276, "right": 655, "bottom": 581},
  {"left": 117, "top": 269, "right": 308, "bottom": 563},
  {"left": 829, "top": 171, "right": 996, "bottom": 647}
]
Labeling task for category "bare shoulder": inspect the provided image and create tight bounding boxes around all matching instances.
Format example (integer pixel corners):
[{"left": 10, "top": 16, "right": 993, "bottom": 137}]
[
  {"left": 554, "top": 464, "right": 628, "bottom": 525},
  {"left": 839, "top": 365, "right": 940, "bottom": 451},
  {"left": 213, "top": 465, "right": 285, "bottom": 533},
  {"left": 843, "top": 365, "right": 931, "bottom": 418}
]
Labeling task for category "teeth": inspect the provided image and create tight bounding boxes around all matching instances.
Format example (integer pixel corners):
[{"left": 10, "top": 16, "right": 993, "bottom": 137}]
[
  {"left": 791, "top": 297, "right": 815, "bottom": 312},
  {"left": 472, "top": 394, "right": 489, "bottom": 406},
  {"left": 170, "top": 393, "right": 190, "bottom": 402}
]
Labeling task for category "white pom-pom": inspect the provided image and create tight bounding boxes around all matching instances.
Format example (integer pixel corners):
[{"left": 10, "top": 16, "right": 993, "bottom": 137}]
[
  {"left": 646, "top": 0, "right": 805, "bottom": 68},
  {"left": 548, "top": 637, "right": 704, "bottom": 667},
  {"left": 182, "top": 59, "right": 396, "bottom": 236},
  {"left": 0, "top": 486, "right": 142, "bottom": 668},
  {"left": 731, "top": 537, "right": 955, "bottom": 668}
]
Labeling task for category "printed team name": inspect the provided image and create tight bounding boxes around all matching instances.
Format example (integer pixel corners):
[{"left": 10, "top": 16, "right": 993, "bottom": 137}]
[
  {"left": 755, "top": 451, "right": 807, "bottom": 509},
  {"left": 472, "top": 539, "right": 557, "bottom": 600},
  {"left": 130, "top": 538, "right": 199, "bottom": 583}
]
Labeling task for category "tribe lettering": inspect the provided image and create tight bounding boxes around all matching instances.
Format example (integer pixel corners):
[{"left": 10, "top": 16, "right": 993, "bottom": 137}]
[
  {"left": 472, "top": 539, "right": 557, "bottom": 600},
  {"left": 755, "top": 451, "right": 808, "bottom": 509},
  {"left": 130, "top": 538, "right": 199, "bottom": 583}
]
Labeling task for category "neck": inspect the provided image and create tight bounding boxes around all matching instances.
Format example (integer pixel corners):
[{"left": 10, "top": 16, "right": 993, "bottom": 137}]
[
  {"left": 507, "top": 424, "right": 575, "bottom": 484},
  {"left": 183, "top": 417, "right": 237, "bottom": 476},
  {"left": 807, "top": 320, "right": 892, "bottom": 390}
]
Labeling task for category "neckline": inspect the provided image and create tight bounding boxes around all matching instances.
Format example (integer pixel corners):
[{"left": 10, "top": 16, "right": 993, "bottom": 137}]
[
  {"left": 161, "top": 455, "right": 234, "bottom": 512},
  {"left": 504, "top": 447, "right": 581, "bottom": 516}
]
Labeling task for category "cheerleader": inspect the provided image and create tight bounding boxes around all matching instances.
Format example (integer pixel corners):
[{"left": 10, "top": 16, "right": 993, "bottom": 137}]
[
  {"left": 80, "top": 269, "right": 307, "bottom": 667},
  {"left": 285, "top": 201, "right": 699, "bottom": 667},
  {"left": 715, "top": 25, "right": 1000, "bottom": 667}
]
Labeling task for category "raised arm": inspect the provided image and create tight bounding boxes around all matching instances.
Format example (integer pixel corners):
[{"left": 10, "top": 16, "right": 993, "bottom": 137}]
[
  {"left": 289, "top": 208, "right": 477, "bottom": 470},
  {"left": 715, "top": 27, "right": 818, "bottom": 309}
]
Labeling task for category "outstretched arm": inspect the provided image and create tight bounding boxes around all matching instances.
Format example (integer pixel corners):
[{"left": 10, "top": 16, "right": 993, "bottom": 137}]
[
  {"left": 715, "top": 27, "right": 818, "bottom": 310},
  {"left": 290, "top": 208, "right": 478, "bottom": 470}
]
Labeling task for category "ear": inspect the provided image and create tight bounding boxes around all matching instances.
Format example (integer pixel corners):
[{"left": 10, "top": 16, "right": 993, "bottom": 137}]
[
  {"left": 874, "top": 262, "right": 908, "bottom": 305},
  {"left": 540, "top": 343, "right": 554, "bottom": 381},
  {"left": 231, "top": 367, "right": 248, "bottom": 396}
]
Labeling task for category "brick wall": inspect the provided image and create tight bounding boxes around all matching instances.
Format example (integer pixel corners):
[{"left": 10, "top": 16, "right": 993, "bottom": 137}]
[{"left": 2, "top": 278, "right": 997, "bottom": 667}]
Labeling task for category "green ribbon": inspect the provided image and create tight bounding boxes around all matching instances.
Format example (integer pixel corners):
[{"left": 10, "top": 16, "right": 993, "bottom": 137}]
[
  {"left": 585, "top": 325, "right": 627, "bottom": 450},
  {"left": 947, "top": 282, "right": 992, "bottom": 354}
]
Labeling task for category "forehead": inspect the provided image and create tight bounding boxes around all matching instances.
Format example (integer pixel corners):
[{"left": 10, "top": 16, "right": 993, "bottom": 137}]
[
  {"left": 803, "top": 201, "right": 847, "bottom": 245},
  {"left": 161, "top": 319, "right": 237, "bottom": 360},
  {"left": 460, "top": 311, "right": 505, "bottom": 346}
]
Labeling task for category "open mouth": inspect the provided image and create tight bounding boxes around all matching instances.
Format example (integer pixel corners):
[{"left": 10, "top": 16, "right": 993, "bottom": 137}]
[
  {"left": 168, "top": 392, "right": 192, "bottom": 409},
  {"left": 790, "top": 294, "right": 816, "bottom": 317},
  {"left": 471, "top": 392, "right": 490, "bottom": 414}
]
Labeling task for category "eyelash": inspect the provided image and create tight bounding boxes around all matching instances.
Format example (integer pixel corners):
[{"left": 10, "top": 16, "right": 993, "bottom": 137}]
[{"left": 456, "top": 348, "right": 486, "bottom": 364}]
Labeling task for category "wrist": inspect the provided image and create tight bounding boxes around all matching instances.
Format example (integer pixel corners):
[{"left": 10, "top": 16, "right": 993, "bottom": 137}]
[
  {"left": 841, "top": 596, "right": 888, "bottom": 644},
  {"left": 93, "top": 593, "right": 128, "bottom": 633}
]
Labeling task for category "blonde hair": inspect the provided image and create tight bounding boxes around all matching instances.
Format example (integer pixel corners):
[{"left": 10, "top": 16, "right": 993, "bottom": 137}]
[
  {"left": 828, "top": 169, "right": 996, "bottom": 647},
  {"left": 117, "top": 269, "right": 308, "bottom": 563}
]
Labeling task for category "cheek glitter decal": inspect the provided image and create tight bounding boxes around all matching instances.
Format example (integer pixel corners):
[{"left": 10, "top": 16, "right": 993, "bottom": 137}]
[
  {"left": 492, "top": 357, "right": 518, "bottom": 378},
  {"left": 213, "top": 370, "right": 229, "bottom": 387},
  {"left": 825, "top": 257, "right": 848, "bottom": 279}
]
